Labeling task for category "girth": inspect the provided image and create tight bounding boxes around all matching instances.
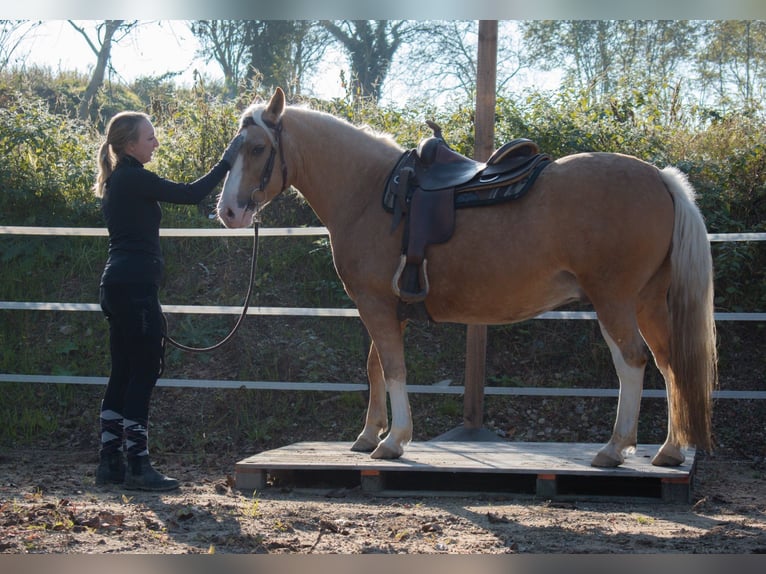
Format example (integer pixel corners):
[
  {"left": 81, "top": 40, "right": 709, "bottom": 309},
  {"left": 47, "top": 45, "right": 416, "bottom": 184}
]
[{"left": 383, "top": 124, "right": 551, "bottom": 311}]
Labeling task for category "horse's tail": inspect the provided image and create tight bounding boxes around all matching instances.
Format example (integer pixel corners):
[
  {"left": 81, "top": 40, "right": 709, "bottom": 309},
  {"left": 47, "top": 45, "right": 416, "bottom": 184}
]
[{"left": 660, "top": 166, "right": 717, "bottom": 451}]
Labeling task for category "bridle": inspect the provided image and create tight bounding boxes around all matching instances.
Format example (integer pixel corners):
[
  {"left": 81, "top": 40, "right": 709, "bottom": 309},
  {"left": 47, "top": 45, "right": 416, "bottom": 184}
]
[{"left": 243, "top": 116, "right": 288, "bottom": 213}]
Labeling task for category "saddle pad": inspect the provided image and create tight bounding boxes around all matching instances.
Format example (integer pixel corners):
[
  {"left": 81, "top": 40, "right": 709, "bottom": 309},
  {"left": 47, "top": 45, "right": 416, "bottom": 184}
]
[
  {"left": 382, "top": 150, "right": 551, "bottom": 213},
  {"left": 454, "top": 156, "right": 550, "bottom": 207}
]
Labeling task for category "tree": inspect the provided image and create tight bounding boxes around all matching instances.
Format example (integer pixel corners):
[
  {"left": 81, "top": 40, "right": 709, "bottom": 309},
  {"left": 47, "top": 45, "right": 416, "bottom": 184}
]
[
  {"left": 190, "top": 20, "right": 250, "bottom": 98},
  {"left": 68, "top": 20, "right": 138, "bottom": 120},
  {"left": 394, "top": 21, "right": 525, "bottom": 104},
  {"left": 521, "top": 21, "right": 611, "bottom": 97},
  {"left": 697, "top": 20, "right": 766, "bottom": 114},
  {"left": 244, "top": 21, "right": 329, "bottom": 99},
  {"left": 0, "top": 20, "right": 39, "bottom": 72},
  {"left": 321, "top": 20, "right": 415, "bottom": 103},
  {"left": 191, "top": 20, "right": 330, "bottom": 100},
  {"left": 520, "top": 20, "right": 696, "bottom": 103}
]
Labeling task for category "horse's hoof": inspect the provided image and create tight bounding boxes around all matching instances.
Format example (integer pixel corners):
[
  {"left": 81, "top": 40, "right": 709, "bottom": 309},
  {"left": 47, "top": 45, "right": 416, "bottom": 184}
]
[
  {"left": 370, "top": 442, "right": 403, "bottom": 459},
  {"left": 651, "top": 446, "right": 685, "bottom": 467},
  {"left": 350, "top": 436, "right": 378, "bottom": 453},
  {"left": 591, "top": 448, "right": 624, "bottom": 468}
]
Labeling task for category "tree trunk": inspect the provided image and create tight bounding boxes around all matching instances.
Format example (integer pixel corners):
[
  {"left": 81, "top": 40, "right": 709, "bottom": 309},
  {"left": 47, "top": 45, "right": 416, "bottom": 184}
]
[{"left": 76, "top": 20, "right": 123, "bottom": 121}]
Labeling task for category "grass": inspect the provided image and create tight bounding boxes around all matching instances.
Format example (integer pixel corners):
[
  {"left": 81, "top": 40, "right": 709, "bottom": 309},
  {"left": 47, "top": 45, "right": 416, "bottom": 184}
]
[
  {"left": 242, "top": 492, "right": 261, "bottom": 519},
  {"left": 0, "top": 382, "right": 99, "bottom": 444}
]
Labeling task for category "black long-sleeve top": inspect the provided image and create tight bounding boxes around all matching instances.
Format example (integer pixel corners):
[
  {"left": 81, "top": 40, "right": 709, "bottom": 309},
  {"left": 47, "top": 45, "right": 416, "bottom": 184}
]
[{"left": 100, "top": 155, "right": 230, "bottom": 287}]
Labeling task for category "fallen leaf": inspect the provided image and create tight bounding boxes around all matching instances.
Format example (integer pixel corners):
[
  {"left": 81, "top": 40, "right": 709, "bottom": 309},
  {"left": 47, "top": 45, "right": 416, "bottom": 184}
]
[{"left": 82, "top": 511, "right": 125, "bottom": 529}]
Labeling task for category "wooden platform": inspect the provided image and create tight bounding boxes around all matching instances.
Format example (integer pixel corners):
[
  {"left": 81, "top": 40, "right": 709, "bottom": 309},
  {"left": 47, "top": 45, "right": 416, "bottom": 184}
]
[{"left": 235, "top": 441, "right": 697, "bottom": 502}]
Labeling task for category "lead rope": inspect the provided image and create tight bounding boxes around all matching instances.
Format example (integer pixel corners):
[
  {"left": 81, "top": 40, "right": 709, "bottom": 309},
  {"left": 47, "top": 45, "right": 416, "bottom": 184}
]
[{"left": 161, "top": 217, "right": 260, "bottom": 359}]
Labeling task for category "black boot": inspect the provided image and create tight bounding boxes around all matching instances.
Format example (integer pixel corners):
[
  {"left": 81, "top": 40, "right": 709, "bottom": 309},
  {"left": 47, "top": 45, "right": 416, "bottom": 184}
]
[
  {"left": 124, "top": 455, "right": 179, "bottom": 491},
  {"left": 95, "top": 451, "right": 126, "bottom": 485}
]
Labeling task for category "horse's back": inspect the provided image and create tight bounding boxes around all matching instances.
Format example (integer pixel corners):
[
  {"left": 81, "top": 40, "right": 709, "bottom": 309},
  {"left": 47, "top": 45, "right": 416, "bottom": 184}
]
[
  {"left": 451, "top": 151, "right": 674, "bottom": 254},
  {"left": 543, "top": 151, "right": 667, "bottom": 201}
]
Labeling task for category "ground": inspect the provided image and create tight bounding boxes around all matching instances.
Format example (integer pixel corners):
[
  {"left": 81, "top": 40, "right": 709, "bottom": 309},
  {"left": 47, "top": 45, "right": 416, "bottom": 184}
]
[
  {"left": 1, "top": 322, "right": 764, "bottom": 555},
  {"left": 1, "top": 444, "right": 764, "bottom": 554}
]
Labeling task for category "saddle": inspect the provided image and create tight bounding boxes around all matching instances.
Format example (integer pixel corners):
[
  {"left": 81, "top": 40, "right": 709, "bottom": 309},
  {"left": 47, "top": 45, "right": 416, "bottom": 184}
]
[{"left": 383, "top": 121, "right": 551, "bottom": 308}]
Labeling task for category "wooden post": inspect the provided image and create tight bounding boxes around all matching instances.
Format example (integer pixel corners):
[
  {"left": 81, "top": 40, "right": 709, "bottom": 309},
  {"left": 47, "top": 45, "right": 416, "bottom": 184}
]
[{"left": 463, "top": 20, "right": 497, "bottom": 430}]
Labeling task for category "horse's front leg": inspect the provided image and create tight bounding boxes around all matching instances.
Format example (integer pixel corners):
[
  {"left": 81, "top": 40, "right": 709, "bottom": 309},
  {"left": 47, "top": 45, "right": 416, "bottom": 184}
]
[
  {"left": 351, "top": 342, "right": 388, "bottom": 452},
  {"left": 591, "top": 320, "right": 648, "bottom": 467},
  {"left": 356, "top": 311, "right": 411, "bottom": 459},
  {"left": 371, "top": 364, "right": 412, "bottom": 459}
]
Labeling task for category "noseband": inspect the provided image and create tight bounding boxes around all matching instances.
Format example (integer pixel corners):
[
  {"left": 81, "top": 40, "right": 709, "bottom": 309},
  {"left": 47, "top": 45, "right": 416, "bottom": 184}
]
[{"left": 242, "top": 116, "right": 288, "bottom": 213}]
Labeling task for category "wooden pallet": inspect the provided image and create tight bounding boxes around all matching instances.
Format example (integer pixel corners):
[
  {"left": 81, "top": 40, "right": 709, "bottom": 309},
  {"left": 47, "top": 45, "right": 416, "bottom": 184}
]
[{"left": 235, "top": 441, "right": 696, "bottom": 502}]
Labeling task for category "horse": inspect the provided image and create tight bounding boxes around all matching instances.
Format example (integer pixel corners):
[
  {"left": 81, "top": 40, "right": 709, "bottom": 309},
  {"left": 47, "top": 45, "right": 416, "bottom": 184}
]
[{"left": 216, "top": 87, "right": 717, "bottom": 468}]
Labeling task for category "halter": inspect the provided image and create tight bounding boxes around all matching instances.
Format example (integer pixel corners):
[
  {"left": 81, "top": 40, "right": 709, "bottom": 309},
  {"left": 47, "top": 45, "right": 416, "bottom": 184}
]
[{"left": 244, "top": 116, "right": 288, "bottom": 213}]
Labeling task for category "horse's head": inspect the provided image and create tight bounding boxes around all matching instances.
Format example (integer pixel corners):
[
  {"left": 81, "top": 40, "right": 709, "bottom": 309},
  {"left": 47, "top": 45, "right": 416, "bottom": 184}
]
[{"left": 217, "top": 87, "right": 288, "bottom": 228}]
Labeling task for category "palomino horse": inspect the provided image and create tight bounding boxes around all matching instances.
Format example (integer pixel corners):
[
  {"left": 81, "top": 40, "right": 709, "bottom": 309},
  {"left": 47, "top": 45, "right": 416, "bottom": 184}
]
[{"left": 217, "top": 87, "right": 717, "bottom": 468}]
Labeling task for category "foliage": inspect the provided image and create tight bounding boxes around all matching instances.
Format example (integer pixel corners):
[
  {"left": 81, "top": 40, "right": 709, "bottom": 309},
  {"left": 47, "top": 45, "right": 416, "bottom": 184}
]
[
  {"left": 0, "top": 92, "right": 99, "bottom": 226},
  {"left": 147, "top": 83, "right": 246, "bottom": 226}
]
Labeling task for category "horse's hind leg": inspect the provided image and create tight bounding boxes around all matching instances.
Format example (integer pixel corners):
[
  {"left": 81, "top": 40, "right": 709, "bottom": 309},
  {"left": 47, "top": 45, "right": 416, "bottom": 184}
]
[
  {"left": 591, "top": 310, "right": 649, "bottom": 468},
  {"left": 636, "top": 279, "right": 686, "bottom": 467},
  {"left": 351, "top": 342, "right": 388, "bottom": 452}
]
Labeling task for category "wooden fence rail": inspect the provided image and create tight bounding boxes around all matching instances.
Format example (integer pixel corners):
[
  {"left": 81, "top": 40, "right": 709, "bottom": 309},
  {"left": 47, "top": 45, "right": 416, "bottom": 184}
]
[{"left": 2, "top": 226, "right": 764, "bottom": 398}]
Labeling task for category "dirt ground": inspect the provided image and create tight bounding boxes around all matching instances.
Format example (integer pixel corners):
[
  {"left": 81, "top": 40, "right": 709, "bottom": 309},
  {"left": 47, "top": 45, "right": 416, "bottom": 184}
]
[{"left": 1, "top": 444, "right": 764, "bottom": 555}]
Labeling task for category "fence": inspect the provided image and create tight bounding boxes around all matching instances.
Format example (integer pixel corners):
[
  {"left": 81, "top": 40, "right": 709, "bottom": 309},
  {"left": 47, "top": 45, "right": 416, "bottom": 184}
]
[{"left": 1, "top": 225, "right": 765, "bottom": 400}]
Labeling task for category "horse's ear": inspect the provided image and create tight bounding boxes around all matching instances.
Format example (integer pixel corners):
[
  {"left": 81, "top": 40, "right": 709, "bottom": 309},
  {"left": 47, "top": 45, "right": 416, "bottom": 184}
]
[{"left": 263, "top": 87, "right": 286, "bottom": 125}]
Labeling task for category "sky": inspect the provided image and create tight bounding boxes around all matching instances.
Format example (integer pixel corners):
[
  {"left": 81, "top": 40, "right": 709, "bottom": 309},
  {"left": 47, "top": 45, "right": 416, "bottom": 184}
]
[
  {"left": 10, "top": 20, "right": 348, "bottom": 100},
  {"left": 10, "top": 20, "right": 559, "bottom": 107},
  {"left": 10, "top": 12, "right": 766, "bottom": 106},
  {"left": 16, "top": 21, "right": 207, "bottom": 81}
]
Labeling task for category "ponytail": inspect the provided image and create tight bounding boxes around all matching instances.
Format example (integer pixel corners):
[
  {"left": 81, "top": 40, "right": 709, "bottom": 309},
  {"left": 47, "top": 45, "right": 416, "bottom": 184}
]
[{"left": 93, "top": 141, "right": 113, "bottom": 198}]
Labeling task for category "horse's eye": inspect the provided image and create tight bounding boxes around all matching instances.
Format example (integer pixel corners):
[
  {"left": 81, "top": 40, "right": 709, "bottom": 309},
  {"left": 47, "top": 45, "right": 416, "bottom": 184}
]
[{"left": 252, "top": 145, "right": 266, "bottom": 155}]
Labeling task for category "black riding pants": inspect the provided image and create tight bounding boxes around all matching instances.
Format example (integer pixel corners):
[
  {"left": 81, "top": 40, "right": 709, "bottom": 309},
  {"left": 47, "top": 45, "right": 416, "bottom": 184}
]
[{"left": 99, "top": 283, "right": 165, "bottom": 425}]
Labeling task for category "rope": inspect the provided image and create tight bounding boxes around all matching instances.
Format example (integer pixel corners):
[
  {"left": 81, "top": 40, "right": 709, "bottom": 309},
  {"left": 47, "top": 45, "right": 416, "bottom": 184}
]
[{"left": 162, "top": 220, "right": 260, "bottom": 353}]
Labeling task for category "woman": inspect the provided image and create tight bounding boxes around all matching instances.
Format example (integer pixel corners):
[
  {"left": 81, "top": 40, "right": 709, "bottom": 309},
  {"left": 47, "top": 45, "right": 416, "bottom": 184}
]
[{"left": 93, "top": 111, "right": 242, "bottom": 491}]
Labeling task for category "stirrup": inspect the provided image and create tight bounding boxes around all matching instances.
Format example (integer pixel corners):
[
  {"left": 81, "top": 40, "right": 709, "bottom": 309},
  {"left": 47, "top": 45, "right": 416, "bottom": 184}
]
[{"left": 392, "top": 255, "right": 429, "bottom": 303}]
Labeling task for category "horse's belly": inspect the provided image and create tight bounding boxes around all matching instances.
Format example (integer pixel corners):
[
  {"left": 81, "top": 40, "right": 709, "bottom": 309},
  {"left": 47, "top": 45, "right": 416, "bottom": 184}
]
[{"left": 425, "top": 265, "right": 583, "bottom": 324}]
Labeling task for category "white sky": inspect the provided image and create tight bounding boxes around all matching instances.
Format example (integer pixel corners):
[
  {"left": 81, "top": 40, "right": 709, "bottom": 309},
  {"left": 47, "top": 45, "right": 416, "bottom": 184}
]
[
  {"left": 11, "top": 20, "right": 567, "bottom": 107},
  {"left": 11, "top": 20, "right": 348, "bottom": 99},
  {"left": 16, "top": 21, "right": 206, "bottom": 82}
]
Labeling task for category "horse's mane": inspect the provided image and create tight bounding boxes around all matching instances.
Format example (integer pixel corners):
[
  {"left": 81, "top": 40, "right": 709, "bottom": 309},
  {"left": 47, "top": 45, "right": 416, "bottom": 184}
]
[{"left": 240, "top": 99, "right": 402, "bottom": 152}]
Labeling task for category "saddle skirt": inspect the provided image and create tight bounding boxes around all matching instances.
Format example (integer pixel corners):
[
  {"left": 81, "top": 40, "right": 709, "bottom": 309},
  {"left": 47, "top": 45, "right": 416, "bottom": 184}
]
[{"left": 383, "top": 124, "right": 551, "bottom": 310}]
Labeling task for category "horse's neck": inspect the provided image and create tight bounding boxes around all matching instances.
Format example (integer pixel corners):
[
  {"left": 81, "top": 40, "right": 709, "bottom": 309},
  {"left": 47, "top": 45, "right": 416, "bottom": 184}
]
[{"left": 283, "top": 109, "right": 402, "bottom": 231}]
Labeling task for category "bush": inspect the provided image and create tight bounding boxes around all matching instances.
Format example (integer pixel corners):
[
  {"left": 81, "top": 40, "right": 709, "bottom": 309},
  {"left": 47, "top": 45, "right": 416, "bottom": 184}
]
[{"left": 0, "top": 93, "right": 99, "bottom": 226}]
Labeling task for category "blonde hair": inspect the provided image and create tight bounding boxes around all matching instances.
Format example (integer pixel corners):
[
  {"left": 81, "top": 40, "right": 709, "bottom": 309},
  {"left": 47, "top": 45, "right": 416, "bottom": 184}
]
[{"left": 93, "top": 111, "right": 151, "bottom": 198}]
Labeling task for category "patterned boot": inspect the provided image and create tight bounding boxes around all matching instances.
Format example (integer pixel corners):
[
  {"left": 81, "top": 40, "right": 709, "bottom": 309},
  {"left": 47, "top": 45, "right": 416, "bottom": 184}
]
[
  {"left": 123, "top": 418, "right": 179, "bottom": 491},
  {"left": 96, "top": 451, "right": 126, "bottom": 485},
  {"left": 124, "top": 455, "right": 179, "bottom": 491}
]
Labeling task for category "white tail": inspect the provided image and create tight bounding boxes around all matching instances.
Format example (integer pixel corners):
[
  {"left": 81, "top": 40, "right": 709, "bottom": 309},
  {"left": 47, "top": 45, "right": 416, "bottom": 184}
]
[{"left": 660, "top": 166, "right": 717, "bottom": 450}]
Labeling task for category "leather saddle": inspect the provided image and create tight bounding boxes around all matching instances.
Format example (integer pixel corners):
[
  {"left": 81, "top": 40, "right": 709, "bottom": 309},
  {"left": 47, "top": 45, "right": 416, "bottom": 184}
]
[{"left": 383, "top": 122, "right": 551, "bottom": 307}]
